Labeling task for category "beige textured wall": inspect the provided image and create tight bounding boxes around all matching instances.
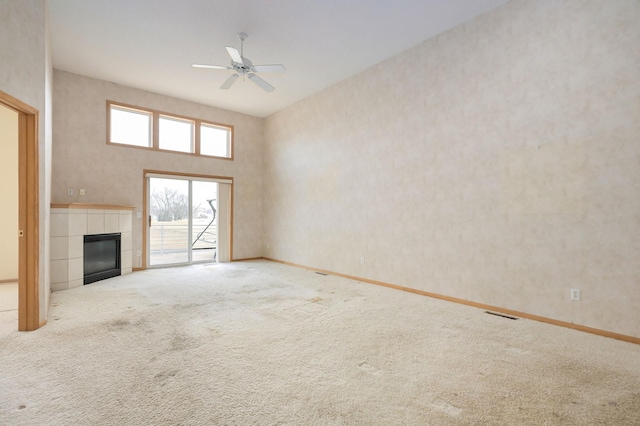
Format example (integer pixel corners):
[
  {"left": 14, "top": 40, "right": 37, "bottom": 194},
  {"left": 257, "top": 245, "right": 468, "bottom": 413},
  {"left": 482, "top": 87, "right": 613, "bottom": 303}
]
[
  {"left": 0, "top": 0, "right": 52, "bottom": 319},
  {"left": 52, "top": 70, "right": 264, "bottom": 264},
  {"left": 264, "top": 0, "right": 640, "bottom": 337},
  {"left": 0, "top": 104, "right": 18, "bottom": 280}
]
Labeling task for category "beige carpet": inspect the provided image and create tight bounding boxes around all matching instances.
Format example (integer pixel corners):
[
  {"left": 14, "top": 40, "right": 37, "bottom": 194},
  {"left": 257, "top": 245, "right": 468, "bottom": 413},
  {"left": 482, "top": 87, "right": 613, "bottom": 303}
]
[
  {"left": 0, "top": 283, "right": 18, "bottom": 328},
  {"left": 1, "top": 260, "right": 638, "bottom": 425}
]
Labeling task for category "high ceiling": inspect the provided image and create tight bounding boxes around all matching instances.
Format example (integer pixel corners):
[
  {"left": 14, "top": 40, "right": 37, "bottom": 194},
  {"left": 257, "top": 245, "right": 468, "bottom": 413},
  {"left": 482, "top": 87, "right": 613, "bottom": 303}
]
[{"left": 48, "top": 0, "right": 509, "bottom": 118}]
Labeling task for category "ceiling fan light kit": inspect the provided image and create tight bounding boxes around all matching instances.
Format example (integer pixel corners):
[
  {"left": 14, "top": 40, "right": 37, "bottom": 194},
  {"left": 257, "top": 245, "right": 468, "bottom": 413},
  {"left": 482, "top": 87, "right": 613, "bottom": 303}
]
[{"left": 192, "top": 32, "right": 286, "bottom": 92}]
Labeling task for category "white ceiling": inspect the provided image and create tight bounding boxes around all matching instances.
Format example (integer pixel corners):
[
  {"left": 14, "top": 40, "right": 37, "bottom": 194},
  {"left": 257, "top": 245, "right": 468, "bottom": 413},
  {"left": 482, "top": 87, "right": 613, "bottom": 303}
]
[{"left": 48, "top": 0, "right": 509, "bottom": 118}]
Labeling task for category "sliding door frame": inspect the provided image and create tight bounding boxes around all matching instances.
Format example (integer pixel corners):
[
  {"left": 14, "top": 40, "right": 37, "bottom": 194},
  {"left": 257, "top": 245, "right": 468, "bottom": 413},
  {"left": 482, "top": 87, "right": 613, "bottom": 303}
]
[{"left": 142, "top": 169, "right": 233, "bottom": 269}]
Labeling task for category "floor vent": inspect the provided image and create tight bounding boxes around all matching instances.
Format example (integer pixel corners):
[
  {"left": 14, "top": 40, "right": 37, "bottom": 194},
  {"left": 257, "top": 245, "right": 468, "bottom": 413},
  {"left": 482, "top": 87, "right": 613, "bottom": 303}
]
[
  {"left": 315, "top": 272, "right": 328, "bottom": 276},
  {"left": 485, "top": 311, "right": 519, "bottom": 320}
]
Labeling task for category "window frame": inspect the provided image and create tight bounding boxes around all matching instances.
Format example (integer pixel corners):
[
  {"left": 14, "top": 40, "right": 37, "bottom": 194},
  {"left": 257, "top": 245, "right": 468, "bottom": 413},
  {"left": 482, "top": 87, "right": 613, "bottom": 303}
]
[
  {"left": 200, "top": 121, "right": 232, "bottom": 158},
  {"left": 107, "top": 101, "right": 234, "bottom": 160},
  {"left": 158, "top": 114, "right": 195, "bottom": 154},
  {"left": 108, "top": 104, "right": 153, "bottom": 148}
]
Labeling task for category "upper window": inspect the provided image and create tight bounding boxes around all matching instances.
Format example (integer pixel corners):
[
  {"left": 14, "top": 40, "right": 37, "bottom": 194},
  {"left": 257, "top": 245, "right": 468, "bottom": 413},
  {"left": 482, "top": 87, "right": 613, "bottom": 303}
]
[
  {"left": 109, "top": 105, "right": 152, "bottom": 148},
  {"left": 107, "top": 101, "right": 233, "bottom": 159},
  {"left": 159, "top": 115, "right": 193, "bottom": 153},
  {"left": 201, "top": 123, "right": 231, "bottom": 157}
]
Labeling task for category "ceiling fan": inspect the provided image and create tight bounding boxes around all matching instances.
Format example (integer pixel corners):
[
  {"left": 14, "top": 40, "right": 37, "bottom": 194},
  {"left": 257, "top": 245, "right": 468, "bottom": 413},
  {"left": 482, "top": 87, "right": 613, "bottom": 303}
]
[{"left": 192, "top": 32, "right": 286, "bottom": 92}]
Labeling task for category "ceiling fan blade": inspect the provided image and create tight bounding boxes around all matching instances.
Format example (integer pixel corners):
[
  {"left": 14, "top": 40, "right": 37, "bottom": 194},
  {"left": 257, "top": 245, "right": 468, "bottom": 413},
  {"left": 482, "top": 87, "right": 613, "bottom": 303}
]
[
  {"left": 220, "top": 73, "right": 239, "bottom": 90},
  {"left": 225, "top": 46, "right": 244, "bottom": 64},
  {"left": 193, "top": 64, "right": 232, "bottom": 70},
  {"left": 252, "top": 64, "right": 286, "bottom": 73},
  {"left": 248, "top": 73, "right": 275, "bottom": 92}
]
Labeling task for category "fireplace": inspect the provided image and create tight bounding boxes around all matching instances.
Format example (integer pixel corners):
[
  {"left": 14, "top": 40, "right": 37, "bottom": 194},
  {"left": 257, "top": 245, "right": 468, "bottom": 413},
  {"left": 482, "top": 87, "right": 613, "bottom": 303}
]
[{"left": 84, "top": 233, "right": 122, "bottom": 284}]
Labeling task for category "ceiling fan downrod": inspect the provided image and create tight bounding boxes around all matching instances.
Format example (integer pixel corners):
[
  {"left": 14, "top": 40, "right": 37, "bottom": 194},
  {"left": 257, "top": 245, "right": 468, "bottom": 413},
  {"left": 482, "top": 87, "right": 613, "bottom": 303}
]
[{"left": 237, "top": 32, "right": 247, "bottom": 59}]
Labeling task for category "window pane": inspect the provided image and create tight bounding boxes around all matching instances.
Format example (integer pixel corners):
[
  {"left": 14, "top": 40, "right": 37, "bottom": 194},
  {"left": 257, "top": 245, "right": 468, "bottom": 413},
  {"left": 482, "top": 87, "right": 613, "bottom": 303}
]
[
  {"left": 159, "top": 116, "right": 193, "bottom": 153},
  {"left": 201, "top": 124, "right": 230, "bottom": 157},
  {"left": 110, "top": 106, "right": 151, "bottom": 147}
]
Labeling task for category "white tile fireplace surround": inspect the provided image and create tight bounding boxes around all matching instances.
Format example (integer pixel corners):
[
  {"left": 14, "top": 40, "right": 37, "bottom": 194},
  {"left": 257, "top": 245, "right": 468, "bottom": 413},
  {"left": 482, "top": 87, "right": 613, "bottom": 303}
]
[{"left": 50, "top": 204, "right": 134, "bottom": 291}]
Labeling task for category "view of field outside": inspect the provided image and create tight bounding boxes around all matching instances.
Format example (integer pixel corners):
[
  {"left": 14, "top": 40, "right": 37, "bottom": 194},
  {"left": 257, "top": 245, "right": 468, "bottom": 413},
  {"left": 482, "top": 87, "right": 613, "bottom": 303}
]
[{"left": 149, "top": 177, "right": 218, "bottom": 265}]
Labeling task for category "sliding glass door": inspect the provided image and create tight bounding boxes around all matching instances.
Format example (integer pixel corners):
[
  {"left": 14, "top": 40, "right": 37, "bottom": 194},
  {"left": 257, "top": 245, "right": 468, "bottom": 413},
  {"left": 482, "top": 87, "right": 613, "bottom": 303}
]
[
  {"left": 147, "top": 174, "right": 228, "bottom": 267},
  {"left": 148, "top": 177, "right": 191, "bottom": 266},
  {"left": 191, "top": 180, "right": 218, "bottom": 263}
]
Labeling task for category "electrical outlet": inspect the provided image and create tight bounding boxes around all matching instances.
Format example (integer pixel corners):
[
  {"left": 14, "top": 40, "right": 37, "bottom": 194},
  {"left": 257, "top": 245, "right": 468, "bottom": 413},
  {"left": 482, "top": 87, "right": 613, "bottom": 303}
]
[
  {"left": 136, "top": 250, "right": 141, "bottom": 257},
  {"left": 79, "top": 189, "right": 86, "bottom": 196},
  {"left": 67, "top": 188, "right": 74, "bottom": 196},
  {"left": 360, "top": 256, "right": 365, "bottom": 264},
  {"left": 570, "top": 288, "right": 581, "bottom": 301}
]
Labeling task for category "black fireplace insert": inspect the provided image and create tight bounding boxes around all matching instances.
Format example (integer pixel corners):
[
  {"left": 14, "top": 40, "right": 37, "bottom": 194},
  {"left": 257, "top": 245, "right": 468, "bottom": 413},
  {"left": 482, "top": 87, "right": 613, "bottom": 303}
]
[{"left": 84, "top": 233, "right": 121, "bottom": 284}]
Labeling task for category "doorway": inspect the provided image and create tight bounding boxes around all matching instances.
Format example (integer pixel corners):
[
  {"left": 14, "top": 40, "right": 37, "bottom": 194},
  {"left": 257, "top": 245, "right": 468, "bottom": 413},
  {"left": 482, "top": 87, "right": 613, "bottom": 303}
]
[
  {"left": 0, "top": 103, "right": 18, "bottom": 325},
  {"left": 0, "top": 90, "right": 40, "bottom": 331},
  {"left": 144, "top": 171, "right": 232, "bottom": 268}
]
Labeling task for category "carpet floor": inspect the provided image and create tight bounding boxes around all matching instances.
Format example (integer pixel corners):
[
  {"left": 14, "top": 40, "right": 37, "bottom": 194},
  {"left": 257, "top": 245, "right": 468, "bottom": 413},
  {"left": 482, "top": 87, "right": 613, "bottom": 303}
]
[
  {"left": 0, "top": 282, "right": 18, "bottom": 313},
  {"left": 1, "top": 260, "right": 639, "bottom": 425}
]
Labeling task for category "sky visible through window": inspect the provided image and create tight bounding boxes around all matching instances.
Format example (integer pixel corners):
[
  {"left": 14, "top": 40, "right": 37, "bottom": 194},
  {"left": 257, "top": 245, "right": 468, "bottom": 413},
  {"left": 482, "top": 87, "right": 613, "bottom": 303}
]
[
  {"left": 159, "top": 116, "right": 193, "bottom": 153},
  {"left": 201, "top": 124, "right": 229, "bottom": 157},
  {"left": 110, "top": 107, "right": 151, "bottom": 147}
]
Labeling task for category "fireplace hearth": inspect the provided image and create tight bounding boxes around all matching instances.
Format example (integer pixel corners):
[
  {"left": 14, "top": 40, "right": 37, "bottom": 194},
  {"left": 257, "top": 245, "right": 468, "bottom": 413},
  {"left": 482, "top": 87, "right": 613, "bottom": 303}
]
[{"left": 84, "top": 233, "right": 122, "bottom": 284}]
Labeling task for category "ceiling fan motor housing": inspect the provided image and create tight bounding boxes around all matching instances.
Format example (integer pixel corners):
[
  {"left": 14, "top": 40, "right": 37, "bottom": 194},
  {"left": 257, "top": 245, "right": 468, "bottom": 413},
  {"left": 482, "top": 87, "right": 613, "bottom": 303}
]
[{"left": 233, "top": 56, "right": 255, "bottom": 74}]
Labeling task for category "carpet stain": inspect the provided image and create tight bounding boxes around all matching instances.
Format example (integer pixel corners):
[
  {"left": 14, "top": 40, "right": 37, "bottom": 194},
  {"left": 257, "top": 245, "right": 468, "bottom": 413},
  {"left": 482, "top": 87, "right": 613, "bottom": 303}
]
[
  {"left": 429, "top": 398, "right": 462, "bottom": 416},
  {"left": 358, "top": 362, "right": 381, "bottom": 375},
  {"left": 173, "top": 302, "right": 208, "bottom": 311},
  {"left": 240, "top": 287, "right": 262, "bottom": 294},
  {"left": 171, "top": 335, "right": 188, "bottom": 351},
  {"left": 505, "top": 346, "right": 529, "bottom": 355},
  {"left": 599, "top": 392, "right": 640, "bottom": 423},
  {"left": 154, "top": 369, "right": 178, "bottom": 386},
  {"left": 107, "top": 318, "right": 131, "bottom": 330},
  {"left": 170, "top": 334, "right": 199, "bottom": 351},
  {"left": 309, "top": 297, "right": 323, "bottom": 303},
  {"left": 208, "top": 327, "right": 223, "bottom": 337}
]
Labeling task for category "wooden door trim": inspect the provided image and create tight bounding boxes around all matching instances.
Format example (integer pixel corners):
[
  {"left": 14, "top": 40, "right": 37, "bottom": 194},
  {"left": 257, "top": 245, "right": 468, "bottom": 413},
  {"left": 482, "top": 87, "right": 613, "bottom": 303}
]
[{"left": 0, "top": 90, "right": 40, "bottom": 331}]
